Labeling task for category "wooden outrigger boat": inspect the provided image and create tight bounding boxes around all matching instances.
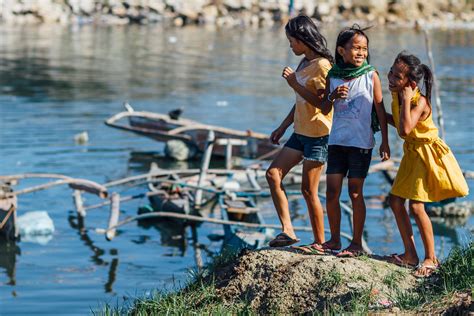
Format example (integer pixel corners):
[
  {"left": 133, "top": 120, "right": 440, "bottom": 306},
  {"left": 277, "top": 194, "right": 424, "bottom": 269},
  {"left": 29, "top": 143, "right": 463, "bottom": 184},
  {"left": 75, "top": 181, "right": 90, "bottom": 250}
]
[
  {"left": 105, "top": 103, "right": 280, "bottom": 160},
  {"left": 218, "top": 192, "right": 268, "bottom": 252}
]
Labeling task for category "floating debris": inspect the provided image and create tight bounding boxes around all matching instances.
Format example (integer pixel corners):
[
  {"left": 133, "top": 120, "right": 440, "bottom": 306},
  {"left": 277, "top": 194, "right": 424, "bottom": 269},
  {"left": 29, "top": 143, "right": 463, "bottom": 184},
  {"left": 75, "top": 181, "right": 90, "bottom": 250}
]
[{"left": 74, "top": 131, "right": 89, "bottom": 144}]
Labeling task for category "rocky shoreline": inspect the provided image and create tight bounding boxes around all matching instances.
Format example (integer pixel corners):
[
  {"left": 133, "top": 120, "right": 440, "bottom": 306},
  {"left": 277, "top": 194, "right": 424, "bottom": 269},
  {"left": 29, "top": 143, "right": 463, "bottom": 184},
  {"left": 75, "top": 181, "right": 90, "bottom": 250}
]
[{"left": 0, "top": 0, "right": 473, "bottom": 28}]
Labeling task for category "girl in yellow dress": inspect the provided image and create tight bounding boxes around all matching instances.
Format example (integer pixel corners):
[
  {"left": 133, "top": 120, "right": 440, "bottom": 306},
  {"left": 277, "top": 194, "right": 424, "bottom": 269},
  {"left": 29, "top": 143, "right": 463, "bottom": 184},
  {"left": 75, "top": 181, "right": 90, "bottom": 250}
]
[{"left": 386, "top": 51, "right": 469, "bottom": 277}]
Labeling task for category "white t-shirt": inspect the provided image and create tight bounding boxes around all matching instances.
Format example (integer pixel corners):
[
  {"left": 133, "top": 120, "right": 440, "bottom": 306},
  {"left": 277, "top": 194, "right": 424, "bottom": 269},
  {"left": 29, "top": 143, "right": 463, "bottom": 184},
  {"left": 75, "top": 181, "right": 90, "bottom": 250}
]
[{"left": 328, "top": 71, "right": 375, "bottom": 149}]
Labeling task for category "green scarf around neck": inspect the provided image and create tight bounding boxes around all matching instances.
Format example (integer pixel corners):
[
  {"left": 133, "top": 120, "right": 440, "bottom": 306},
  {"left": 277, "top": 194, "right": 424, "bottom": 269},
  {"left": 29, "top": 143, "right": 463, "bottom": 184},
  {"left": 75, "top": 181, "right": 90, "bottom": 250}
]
[{"left": 328, "top": 60, "right": 375, "bottom": 79}]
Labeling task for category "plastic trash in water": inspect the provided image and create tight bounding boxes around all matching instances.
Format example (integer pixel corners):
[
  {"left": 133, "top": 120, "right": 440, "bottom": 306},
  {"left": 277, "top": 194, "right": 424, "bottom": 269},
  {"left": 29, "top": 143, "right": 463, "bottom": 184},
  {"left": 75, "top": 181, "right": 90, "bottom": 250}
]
[
  {"left": 17, "top": 211, "right": 55, "bottom": 245},
  {"left": 222, "top": 180, "right": 240, "bottom": 191},
  {"left": 74, "top": 131, "right": 89, "bottom": 144},
  {"left": 216, "top": 100, "right": 228, "bottom": 107}
]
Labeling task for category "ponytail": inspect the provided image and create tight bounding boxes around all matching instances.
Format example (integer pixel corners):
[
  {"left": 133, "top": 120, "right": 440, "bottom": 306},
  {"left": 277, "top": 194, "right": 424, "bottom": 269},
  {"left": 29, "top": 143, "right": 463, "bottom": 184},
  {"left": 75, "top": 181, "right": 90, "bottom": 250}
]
[
  {"left": 395, "top": 51, "right": 434, "bottom": 103},
  {"left": 420, "top": 64, "right": 433, "bottom": 103}
]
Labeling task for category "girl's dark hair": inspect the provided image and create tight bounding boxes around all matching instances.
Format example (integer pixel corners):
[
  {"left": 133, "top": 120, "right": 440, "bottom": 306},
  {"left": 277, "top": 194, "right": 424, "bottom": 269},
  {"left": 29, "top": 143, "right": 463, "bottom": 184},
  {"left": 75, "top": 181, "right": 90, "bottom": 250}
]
[
  {"left": 334, "top": 24, "right": 371, "bottom": 65},
  {"left": 395, "top": 51, "right": 433, "bottom": 102},
  {"left": 285, "top": 15, "right": 334, "bottom": 64}
]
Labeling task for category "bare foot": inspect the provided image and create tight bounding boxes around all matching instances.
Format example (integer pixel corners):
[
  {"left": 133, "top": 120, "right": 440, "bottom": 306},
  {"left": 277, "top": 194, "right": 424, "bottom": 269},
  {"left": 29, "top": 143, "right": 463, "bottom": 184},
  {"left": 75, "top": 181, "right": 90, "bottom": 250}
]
[
  {"left": 322, "top": 239, "right": 341, "bottom": 251},
  {"left": 336, "top": 243, "right": 367, "bottom": 257},
  {"left": 385, "top": 253, "right": 419, "bottom": 268},
  {"left": 282, "top": 230, "right": 297, "bottom": 241}
]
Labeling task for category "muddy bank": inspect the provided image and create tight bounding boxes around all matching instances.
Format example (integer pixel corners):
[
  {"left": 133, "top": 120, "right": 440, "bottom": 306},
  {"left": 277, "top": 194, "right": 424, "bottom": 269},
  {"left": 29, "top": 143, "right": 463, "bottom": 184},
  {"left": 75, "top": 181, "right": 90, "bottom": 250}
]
[
  {"left": 123, "top": 243, "right": 472, "bottom": 314},
  {"left": 0, "top": 0, "right": 473, "bottom": 28},
  {"left": 210, "top": 247, "right": 417, "bottom": 313}
]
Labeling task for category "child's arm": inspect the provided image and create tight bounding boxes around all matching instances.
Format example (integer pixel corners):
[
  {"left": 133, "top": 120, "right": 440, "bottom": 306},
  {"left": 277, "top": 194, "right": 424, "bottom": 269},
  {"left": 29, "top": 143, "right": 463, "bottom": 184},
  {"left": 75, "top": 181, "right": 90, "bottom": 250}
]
[
  {"left": 320, "top": 76, "right": 350, "bottom": 115},
  {"left": 270, "top": 105, "right": 295, "bottom": 145},
  {"left": 386, "top": 113, "right": 395, "bottom": 127},
  {"left": 282, "top": 66, "right": 324, "bottom": 109},
  {"left": 398, "top": 86, "right": 427, "bottom": 137},
  {"left": 373, "top": 72, "right": 390, "bottom": 161}
]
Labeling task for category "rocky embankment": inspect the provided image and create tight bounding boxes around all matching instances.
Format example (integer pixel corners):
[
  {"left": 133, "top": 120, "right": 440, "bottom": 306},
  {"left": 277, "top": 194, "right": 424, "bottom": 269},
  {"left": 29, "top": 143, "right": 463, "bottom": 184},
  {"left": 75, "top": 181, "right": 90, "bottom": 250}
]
[{"left": 0, "top": 0, "right": 473, "bottom": 28}]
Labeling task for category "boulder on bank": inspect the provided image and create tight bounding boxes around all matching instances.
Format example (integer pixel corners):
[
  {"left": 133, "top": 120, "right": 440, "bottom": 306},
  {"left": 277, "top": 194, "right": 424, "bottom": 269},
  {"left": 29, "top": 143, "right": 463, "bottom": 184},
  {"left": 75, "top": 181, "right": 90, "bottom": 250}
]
[{"left": 210, "top": 247, "right": 417, "bottom": 313}]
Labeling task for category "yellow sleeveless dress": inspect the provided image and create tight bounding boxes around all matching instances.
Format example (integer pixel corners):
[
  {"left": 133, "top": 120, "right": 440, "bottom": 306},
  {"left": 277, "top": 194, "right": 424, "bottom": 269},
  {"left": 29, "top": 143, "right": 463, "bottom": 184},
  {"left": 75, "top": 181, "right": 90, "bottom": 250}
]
[{"left": 391, "top": 89, "right": 469, "bottom": 202}]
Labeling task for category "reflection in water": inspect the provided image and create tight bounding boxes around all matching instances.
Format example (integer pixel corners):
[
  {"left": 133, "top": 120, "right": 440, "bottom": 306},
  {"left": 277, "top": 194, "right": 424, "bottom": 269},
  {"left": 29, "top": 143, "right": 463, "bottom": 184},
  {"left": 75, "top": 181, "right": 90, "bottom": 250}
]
[
  {"left": 136, "top": 216, "right": 187, "bottom": 254},
  {"left": 105, "top": 258, "right": 119, "bottom": 294},
  {"left": 67, "top": 213, "right": 119, "bottom": 293},
  {"left": 0, "top": 241, "right": 19, "bottom": 286}
]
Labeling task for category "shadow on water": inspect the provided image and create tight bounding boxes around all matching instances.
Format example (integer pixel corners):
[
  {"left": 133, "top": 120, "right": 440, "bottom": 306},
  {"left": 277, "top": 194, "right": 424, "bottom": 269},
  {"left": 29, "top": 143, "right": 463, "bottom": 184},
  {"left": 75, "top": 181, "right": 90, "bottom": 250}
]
[{"left": 0, "top": 57, "right": 112, "bottom": 101}]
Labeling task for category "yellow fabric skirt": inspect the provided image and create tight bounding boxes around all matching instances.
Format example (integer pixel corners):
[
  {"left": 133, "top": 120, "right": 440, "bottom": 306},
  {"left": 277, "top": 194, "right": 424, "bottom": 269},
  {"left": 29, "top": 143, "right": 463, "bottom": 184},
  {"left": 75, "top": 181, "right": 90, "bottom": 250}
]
[{"left": 391, "top": 138, "right": 469, "bottom": 202}]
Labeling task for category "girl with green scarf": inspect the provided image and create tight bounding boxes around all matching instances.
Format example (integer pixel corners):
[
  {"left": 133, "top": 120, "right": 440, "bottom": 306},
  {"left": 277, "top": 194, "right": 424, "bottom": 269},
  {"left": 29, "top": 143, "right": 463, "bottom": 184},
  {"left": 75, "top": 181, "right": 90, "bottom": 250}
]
[{"left": 309, "top": 25, "right": 390, "bottom": 256}]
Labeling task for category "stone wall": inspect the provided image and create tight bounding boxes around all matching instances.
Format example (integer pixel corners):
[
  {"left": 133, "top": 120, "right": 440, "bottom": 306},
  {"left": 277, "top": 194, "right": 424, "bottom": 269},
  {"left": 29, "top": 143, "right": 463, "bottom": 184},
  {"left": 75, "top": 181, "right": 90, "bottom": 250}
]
[{"left": 0, "top": 0, "right": 472, "bottom": 27}]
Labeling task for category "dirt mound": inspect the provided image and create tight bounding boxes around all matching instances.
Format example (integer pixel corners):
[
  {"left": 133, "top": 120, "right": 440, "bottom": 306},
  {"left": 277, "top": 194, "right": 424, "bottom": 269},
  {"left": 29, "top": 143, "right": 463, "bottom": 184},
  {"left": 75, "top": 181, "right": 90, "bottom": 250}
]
[{"left": 211, "top": 247, "right": 417, "bottom": 314}]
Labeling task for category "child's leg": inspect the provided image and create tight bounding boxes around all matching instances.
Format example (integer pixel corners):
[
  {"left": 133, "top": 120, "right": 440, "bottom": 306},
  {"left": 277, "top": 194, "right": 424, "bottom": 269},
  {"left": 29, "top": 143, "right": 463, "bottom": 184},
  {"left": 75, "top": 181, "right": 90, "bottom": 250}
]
[
  {"left": 324, "top": 173, "right": 344, "bottom": 249},
  {"left": 301, "top": 160, "right": 325, "bottom": 244},
  {"left": 346, "top": 178, "right": 366, "bottom": 251},
  {"left": 341, "top": 147, "right": 372, "bottom": 253},
  {"left": 409, "top": 200, "right": 437, "bottom": 272},
  {"left": 389, "top": 194, "right": 418, "bottom": 265},
  {"left": 266, "top": 147, "right": 302, "bottom": 239}
]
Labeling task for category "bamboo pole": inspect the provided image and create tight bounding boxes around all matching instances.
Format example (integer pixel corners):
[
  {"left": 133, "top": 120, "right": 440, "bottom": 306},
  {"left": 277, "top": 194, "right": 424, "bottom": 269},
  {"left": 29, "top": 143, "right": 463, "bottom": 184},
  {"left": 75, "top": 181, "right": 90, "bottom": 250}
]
[
  {"left": 73, "top": 190, "right": 86, "bottom": 218},
  {"left": 84, "top": 190, "right": 166, "bottom": 211},
  {"left": 191, "top": 225, "right": 203, "bottom": 271},
  {"left": 195, "top": 130, "right": 215, "bottom": 208},
  {"left": 0, "top": 174, "right": 108, "bottom": 198},
  {"left": 106, "top": 193, "right": 120, "bottom": 241},
  {"left": 423, "top": 29, "right": 445, "bottom": 140}
]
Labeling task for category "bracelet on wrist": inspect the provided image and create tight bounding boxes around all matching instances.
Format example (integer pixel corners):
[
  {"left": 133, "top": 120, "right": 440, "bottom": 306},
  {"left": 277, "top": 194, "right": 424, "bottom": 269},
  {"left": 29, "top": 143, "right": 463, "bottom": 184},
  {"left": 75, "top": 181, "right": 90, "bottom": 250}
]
[{"left": 327, "top": 93, "right": 335, "bottom": 103}]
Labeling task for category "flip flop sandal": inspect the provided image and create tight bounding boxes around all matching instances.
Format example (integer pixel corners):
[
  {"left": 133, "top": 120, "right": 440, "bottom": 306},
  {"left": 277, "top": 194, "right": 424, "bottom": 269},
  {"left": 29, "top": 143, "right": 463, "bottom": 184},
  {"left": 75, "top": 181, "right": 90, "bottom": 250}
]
[
  {"left": 292, "top": 243, "right": 325, "bottom": 255},
  {"left": 268, "top": 232, "right": 300, "bottom": 247},
  {"left": 414, "top": 260, "right": 440, "bottom": 278},
  {"left": 385, "top": 254, "right": 418, "bottom": 269},
  {"left": 336, "top": 249, "right": 367, "bottom": 258},
  {"left": 312, "top": 243, "right": 340, "bottom": 255}
]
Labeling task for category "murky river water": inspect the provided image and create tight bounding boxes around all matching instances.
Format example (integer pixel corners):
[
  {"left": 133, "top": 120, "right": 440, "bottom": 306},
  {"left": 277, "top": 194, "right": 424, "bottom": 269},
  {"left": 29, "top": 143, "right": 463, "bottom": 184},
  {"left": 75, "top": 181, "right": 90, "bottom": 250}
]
[{"left": 0, "top": 24, "right": 472, "bottom": 314}]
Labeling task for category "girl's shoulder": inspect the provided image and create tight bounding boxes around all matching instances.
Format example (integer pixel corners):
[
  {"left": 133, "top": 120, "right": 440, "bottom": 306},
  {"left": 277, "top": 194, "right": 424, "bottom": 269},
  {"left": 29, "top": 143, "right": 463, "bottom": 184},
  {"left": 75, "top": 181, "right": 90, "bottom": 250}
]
[
  {"left": 313, "top": 57, "right": 332, "bottom": 69},
  {"left": 305, "top": 57, "right": 331, "bottom": 73}
]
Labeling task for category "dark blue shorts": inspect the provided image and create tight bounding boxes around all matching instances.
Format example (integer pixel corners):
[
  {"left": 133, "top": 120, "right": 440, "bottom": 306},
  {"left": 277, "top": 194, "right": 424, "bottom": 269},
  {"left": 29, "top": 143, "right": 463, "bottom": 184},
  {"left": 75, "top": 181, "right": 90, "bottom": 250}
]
[
  {"left": 284, "top": 133, "right": 329, "bottom": 162},
  {"left": 326, "top": 145, "right": 373, "bottom": 178}
]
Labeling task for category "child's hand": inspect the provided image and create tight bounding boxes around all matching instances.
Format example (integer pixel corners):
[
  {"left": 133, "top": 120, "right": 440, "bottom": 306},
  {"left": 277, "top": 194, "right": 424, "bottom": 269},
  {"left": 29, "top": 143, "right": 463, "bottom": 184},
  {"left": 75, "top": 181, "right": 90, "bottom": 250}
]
[
  {"left": 401, "top": 84, "right": 416, "bottom": 102},
  {"left": 379, "top": 142, "right": 390, "bottom": 161},
  {"left": 270, "top": 126, "right": 286, "bottom": 145},
  {"left": 282, "top": 67, "right": 298, "bottom": 88},
  {"left": 330, "top": 84, "right": 349, "bottom": 101}
]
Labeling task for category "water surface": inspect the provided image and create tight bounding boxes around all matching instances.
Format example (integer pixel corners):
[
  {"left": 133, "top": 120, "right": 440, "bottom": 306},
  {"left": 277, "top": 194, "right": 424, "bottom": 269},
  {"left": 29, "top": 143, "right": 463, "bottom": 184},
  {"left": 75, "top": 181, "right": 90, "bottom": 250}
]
[{"left": 0, "top": 24, "right": 472, "bottom": 314}]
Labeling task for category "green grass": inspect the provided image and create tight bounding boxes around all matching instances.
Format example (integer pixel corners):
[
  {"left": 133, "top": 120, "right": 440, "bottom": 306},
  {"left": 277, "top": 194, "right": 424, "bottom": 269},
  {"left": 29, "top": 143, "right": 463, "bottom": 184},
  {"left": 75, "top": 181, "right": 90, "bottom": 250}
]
[
  {"left": 319, "top": 269, "right": 343, "bottom": 291},
  {"left": 382, "top": 269, "right": 406, "bottom": 289},
  {"left": 393, "top": 241, "right": 473, "bottom": 311}
]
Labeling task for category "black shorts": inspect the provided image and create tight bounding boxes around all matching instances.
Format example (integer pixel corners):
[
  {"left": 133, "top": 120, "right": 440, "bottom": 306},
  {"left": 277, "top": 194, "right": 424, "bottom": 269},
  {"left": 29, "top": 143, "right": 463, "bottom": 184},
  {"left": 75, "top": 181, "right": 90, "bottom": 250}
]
[{"left": 326, "top": 145, "right": 373, "bottom": 178}]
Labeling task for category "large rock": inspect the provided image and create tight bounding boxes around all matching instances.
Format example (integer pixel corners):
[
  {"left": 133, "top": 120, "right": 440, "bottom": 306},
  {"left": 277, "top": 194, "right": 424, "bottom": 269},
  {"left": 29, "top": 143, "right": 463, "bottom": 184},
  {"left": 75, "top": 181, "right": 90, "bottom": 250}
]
[{"left": 213, "top": 248, "right": 417, "bottom": 313}]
